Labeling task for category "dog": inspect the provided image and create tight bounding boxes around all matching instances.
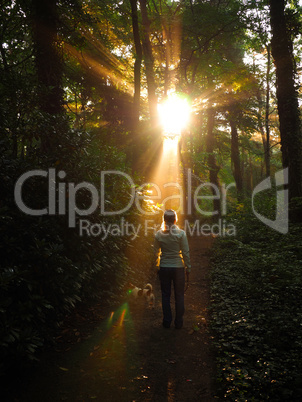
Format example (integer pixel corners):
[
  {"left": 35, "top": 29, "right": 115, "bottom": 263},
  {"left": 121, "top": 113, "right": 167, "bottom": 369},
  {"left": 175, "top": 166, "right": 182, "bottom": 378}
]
[{"left": 128, "top": 283, "right": 155, "bottom": 308}]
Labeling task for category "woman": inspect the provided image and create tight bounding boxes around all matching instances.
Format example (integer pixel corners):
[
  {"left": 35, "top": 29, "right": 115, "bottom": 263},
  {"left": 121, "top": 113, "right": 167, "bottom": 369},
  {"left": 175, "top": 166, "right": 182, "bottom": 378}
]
[{"left": 154, "top": 209, "right": 191, "bottom": 329}]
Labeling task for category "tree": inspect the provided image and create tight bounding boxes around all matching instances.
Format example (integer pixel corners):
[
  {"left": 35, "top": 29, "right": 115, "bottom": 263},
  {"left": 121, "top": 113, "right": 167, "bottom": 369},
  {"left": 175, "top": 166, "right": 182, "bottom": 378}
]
[
  {"left": 269, "top": 0, "right": 302, "bottom": 217},
  {"left": 264, "top": 44, "right": 271, "bottom": 178},
  {"left": 229, "top": 116, "right": 243, "bottom": 197},
  {"left": 139, "top": 0, "right": 158, "bottom": 126},
  {"left": 206, "top": 102, "right": 221, "bottom": 216},
  {"left": 179, "top": 0, "right": 252, "bottom": 205},
  {"left": 31, "top": 0, "right": 67, "bottom": 155},
  {"left": 129, "top": 0, "right": 143, "bottom": 129}
]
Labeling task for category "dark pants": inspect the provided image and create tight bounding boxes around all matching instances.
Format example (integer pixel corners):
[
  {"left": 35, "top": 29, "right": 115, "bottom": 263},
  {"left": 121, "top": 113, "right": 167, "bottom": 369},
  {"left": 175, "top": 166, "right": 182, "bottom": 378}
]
[{"left": 159, "top": 267, "right": 185, "bottom": 328}]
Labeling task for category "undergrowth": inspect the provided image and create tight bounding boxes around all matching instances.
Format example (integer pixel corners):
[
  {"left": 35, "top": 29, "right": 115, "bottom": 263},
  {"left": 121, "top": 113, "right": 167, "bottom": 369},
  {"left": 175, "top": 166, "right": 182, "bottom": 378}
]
[
  {"left": 211, "top": 202, "right": 302, "bottom": 401},
  {"left": 0, "top": 134, "right": 154, "bottom": 376}
]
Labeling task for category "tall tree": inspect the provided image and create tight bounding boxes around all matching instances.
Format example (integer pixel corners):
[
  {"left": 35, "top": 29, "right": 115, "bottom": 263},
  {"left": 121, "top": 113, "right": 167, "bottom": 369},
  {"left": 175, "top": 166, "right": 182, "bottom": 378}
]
[
  {"left": 269, "top": 0, "right": 302, "bottom": 214},
  {"left": 129, "top": 0, "right": 142, "bottom": 129},
  {"left": 264, "top": 44, "right": 271, "bottom": 178},
  {"left": 139, "top": 0, "right": 158, "bottom": 126},
  {"left": 229, "top": 117, "right": 243, "bottom": 198},
  {"left": 32, "top": 0, "right": 64, "bottom": 114},
  {"left": 31, "top": 0, "right": 65, "bottom": 154},
  {"left": 129, "top": 0, "right": 144, "bottom": 170},
  {"left": 206, "top": 101, "right": 221, "bottom": 216}
]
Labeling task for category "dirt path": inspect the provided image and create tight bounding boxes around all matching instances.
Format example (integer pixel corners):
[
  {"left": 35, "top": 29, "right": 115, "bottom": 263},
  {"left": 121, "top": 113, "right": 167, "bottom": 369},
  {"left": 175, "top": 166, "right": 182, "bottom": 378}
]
[{"left": 11, "top": 236, "right": 217, "bottom": 401}]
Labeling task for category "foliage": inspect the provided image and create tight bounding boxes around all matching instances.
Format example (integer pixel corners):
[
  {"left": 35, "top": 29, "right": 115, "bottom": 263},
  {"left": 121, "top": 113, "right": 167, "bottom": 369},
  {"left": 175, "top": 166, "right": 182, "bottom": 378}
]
[
  {"left": 0, "top": 0, "right": 156, "bottom": 375},
  {"left": 211, "top": 200, "right": 302, "bottom": 400},
  {"left": 0, "top": 128, "right": 144, "bottom": 374}
]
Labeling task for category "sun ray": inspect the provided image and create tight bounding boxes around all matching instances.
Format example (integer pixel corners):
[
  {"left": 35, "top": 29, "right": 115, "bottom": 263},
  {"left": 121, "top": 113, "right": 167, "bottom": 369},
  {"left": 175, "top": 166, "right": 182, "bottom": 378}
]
[{"left": 63, "top": 42, "right": 133, "bottom": 94}]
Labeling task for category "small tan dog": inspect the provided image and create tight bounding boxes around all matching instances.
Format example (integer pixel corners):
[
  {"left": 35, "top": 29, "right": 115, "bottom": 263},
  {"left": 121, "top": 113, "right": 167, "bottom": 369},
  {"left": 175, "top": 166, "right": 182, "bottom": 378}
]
[{"left": 128, "top": 283, "right": 155, "bottom": 308}]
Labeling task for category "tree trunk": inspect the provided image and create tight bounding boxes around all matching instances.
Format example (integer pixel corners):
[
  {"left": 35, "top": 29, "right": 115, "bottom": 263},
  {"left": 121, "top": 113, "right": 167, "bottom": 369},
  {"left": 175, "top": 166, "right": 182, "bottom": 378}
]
[
  {"left": 269, "top": 0, "right": 302, "bottom": 214},
  {"left": 139, "top": 0, "right": 158, "bottom": 127},
  {"left": 265, "top": 44, "right": 271, "bottom": 178},
  {"left": 129, "top": 0, "right": 143, "bottom": 171},
  {"left": 256, "top": 88, "right": 270, "bottom": 179},
  {"left": 129, "top": 0, "right": 142, "bottom": 128},
  {"left": 206, "top": 105, "right": 220, "bottom": 216},
  {"left": 229, "top": 119, "right": 243, "bottom": 199},
  {"left": 31, "top": 0, "right": 64, "bottom": 153}
]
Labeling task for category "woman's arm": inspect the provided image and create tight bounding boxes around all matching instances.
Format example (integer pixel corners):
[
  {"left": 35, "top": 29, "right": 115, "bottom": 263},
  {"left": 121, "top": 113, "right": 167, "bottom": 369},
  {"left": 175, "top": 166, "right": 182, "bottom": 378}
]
[
  {"left": 153, "top": 236, "right": 161, "bottom": 268},
  {"left": 180, "top": 232, "right": 191, "bottom": 272}
]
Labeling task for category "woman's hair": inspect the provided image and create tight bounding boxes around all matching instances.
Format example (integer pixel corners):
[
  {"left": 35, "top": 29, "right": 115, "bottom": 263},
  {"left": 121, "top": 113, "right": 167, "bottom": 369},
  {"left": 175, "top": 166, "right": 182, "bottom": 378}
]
[{"left": 162, "top": 209, "right": 177, "bottom": 231}]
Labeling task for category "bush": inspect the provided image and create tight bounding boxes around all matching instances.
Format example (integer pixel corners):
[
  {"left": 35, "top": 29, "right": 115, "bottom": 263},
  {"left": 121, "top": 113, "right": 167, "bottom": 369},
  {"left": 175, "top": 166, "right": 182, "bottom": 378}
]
[
  {"left": 211, "top": 200, "right": 302, "bottom": 400},
  {"left": 0, "top": 130, "right": 148, "bottom": 375}
]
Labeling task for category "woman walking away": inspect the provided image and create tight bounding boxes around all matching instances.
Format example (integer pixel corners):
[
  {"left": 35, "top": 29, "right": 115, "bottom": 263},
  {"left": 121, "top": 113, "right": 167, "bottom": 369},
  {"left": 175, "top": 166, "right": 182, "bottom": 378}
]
[{"left": 154, "top": 209, "right": 191, "bottom": 329}]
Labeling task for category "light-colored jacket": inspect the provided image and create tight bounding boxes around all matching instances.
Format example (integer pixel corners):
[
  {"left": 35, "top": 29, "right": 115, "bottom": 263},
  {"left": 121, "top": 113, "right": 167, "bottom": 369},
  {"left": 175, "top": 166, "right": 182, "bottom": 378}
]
[{"left": 154, "top": 225, "right": 191, "bottom": 271}]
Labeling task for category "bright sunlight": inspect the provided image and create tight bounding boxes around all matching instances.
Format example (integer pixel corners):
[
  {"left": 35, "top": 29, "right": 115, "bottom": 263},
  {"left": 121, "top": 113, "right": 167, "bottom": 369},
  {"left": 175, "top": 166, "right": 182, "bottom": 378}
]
[
  {"left": 158, "top": 94, "right": 190, "bottom": 137},
  {"left": 145, "top": 94, "right": 191, "bottom": 217}
]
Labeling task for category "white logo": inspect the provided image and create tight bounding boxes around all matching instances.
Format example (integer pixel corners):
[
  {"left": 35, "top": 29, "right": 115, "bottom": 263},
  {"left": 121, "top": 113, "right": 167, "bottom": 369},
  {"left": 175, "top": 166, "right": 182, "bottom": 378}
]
[{"left": 252, "top": 168, "right": 288, "bottom": 234}]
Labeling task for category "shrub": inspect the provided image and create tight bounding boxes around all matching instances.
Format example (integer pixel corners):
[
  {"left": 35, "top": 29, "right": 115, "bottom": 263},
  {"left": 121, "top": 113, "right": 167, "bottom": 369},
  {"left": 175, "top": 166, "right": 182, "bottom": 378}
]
[{"left": 211, "top": 201, "right": 302, "bottom": 400}]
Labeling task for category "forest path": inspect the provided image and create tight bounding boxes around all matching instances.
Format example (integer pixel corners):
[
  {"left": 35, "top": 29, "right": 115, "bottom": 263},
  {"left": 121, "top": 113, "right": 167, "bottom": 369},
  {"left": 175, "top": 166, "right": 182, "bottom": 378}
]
[{"left": 16, "top": 236, "right": 218, "bottom": 401}]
